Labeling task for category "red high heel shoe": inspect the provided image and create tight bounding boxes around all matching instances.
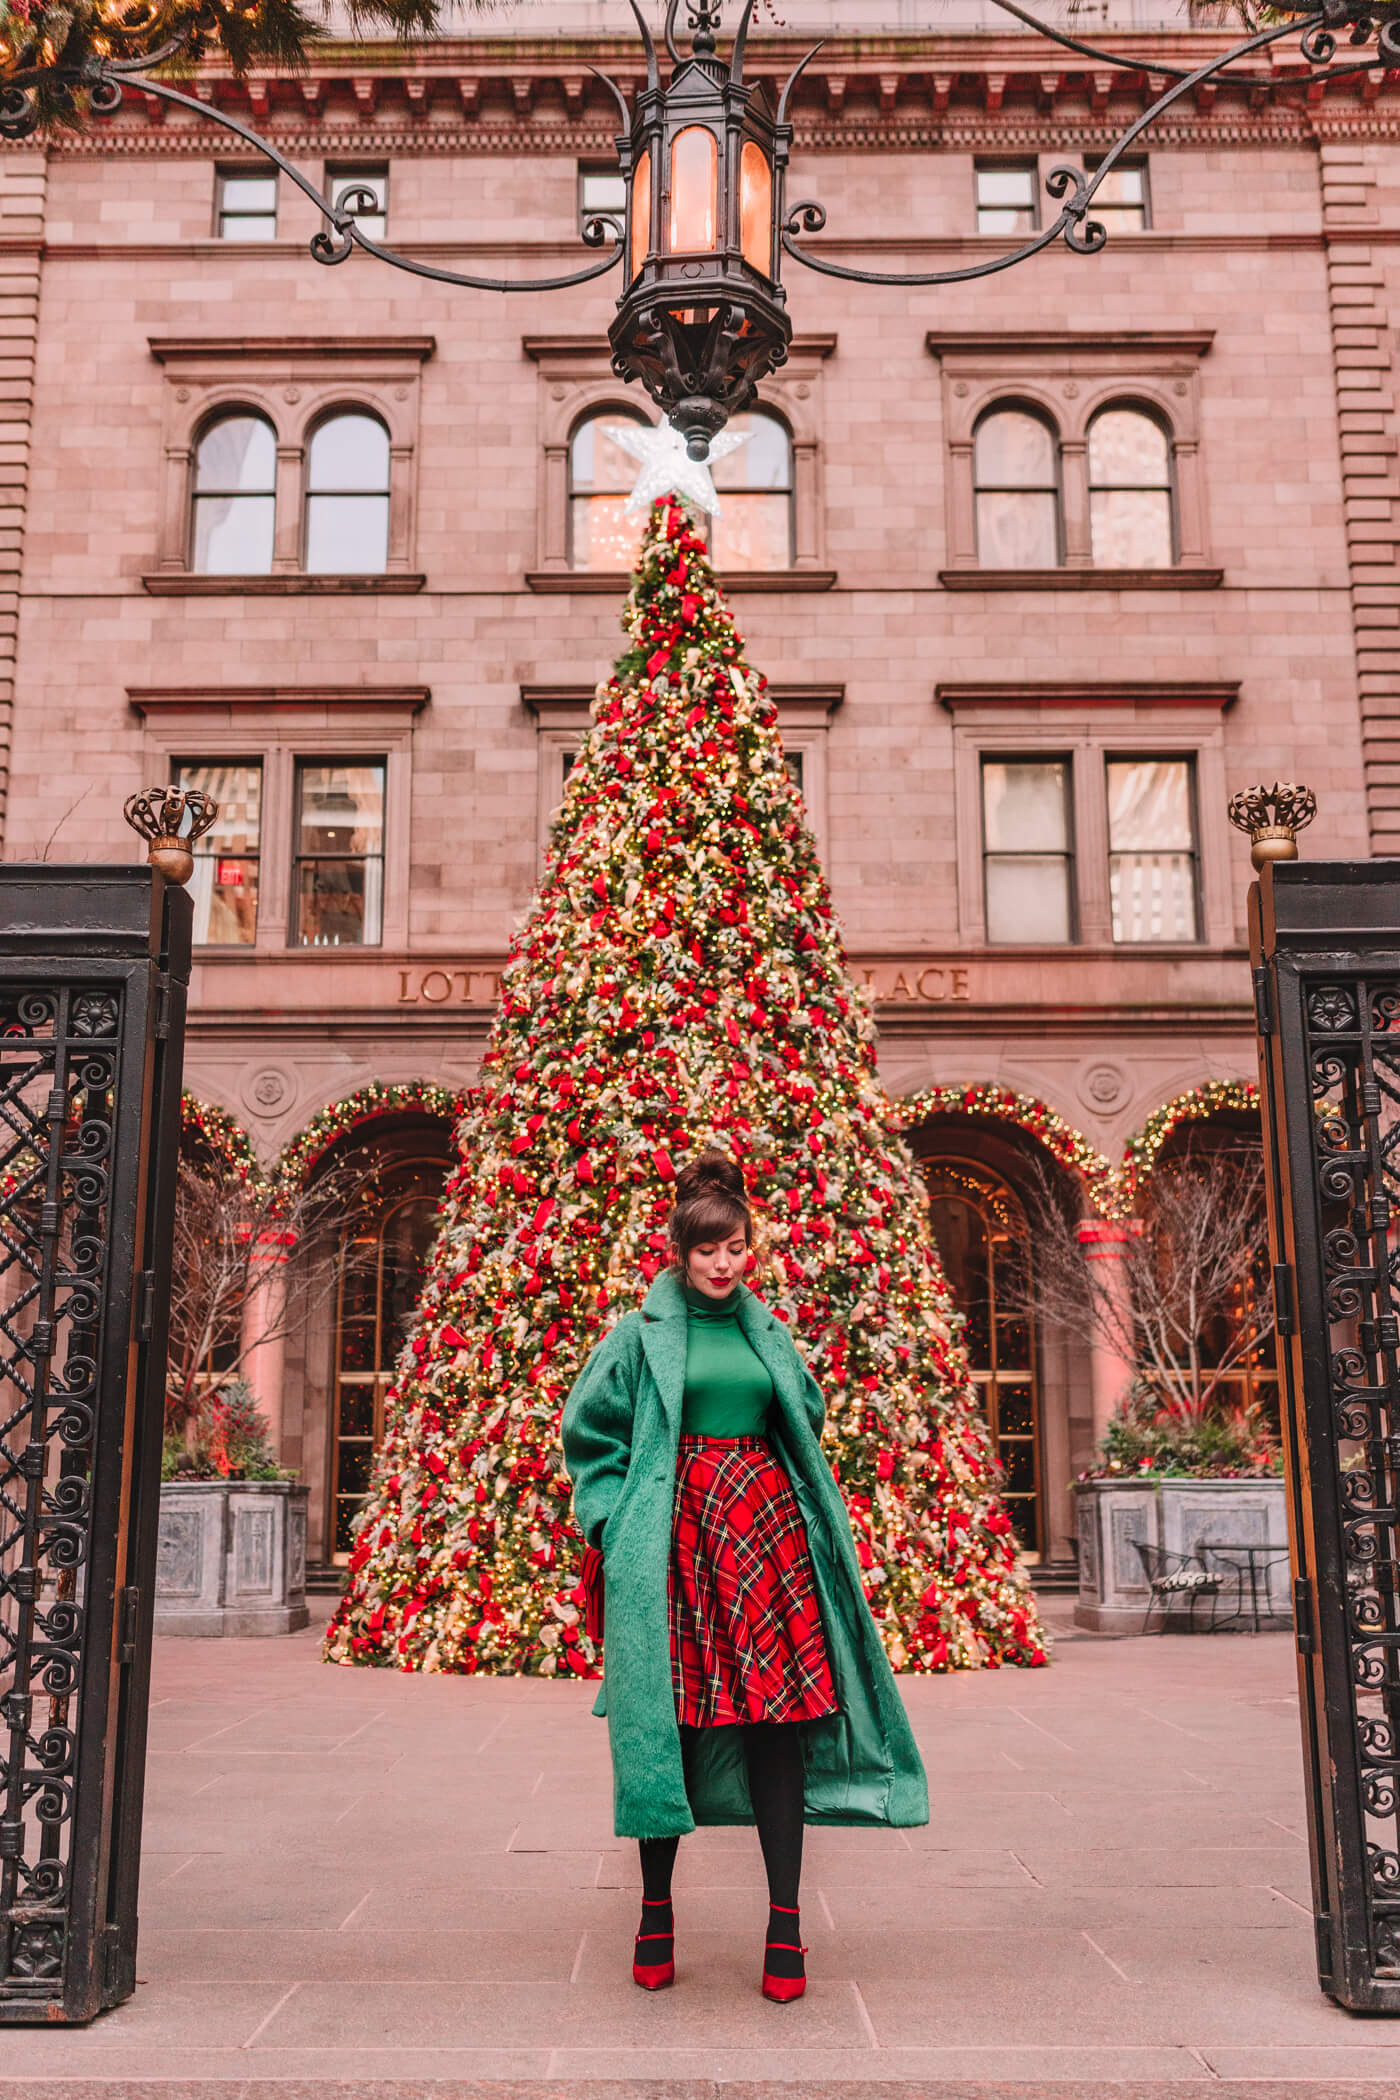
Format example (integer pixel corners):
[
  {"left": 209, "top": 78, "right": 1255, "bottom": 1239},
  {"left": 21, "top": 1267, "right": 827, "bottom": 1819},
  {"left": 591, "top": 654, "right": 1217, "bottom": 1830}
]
[
  {"left": 632, "top": 1898, "right": 675, "bottom": 1990},
  {"left": 762, "top": 1904, "right": 807, "bottom": 2002}
]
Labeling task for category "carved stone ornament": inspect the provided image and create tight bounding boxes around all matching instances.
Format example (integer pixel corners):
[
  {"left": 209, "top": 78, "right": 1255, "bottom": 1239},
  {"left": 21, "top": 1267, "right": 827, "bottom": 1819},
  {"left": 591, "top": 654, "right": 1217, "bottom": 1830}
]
[
  {"left": 123, "top": 784, "right": 219, "bottom": 886},
  {"left": 1227, "top": 781, "right": 1317, "bottom": 871},
  {"left": 1079, "top": 1060, "right": 1128, "bottom": 1112}
]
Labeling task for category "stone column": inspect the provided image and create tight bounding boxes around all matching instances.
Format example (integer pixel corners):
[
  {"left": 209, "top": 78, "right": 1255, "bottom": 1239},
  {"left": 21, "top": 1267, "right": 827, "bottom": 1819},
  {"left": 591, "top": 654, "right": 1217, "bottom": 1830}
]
[
  {"left": 241, "top": 1228, "right": 298, "bottom": 1456},
  {"left": 1076, "top": 1219, "right": 1139, "bottom": 1447}
]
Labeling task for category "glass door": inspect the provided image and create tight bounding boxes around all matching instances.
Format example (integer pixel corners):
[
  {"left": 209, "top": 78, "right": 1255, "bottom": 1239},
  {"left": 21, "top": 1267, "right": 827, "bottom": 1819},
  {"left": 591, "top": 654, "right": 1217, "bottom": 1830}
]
[
  {"left": 925, "top": 1158, "right": 1042, "bottom": 1556},
  {"left": 331, "top": 1162, "right": 442, "bottom": 1559}
]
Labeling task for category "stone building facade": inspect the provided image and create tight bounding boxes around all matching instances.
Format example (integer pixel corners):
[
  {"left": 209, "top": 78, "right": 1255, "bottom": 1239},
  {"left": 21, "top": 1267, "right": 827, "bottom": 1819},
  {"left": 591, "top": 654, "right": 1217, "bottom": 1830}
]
[{"left": 2, "top": 1, "right": 1395, "bottom": 1572}]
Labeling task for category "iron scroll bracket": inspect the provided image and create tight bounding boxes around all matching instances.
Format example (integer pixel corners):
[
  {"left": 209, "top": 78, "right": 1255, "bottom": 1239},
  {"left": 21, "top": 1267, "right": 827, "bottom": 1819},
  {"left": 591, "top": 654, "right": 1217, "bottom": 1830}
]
[
  {"left": 780, "top": 6, "right": 1400, "bottom": 292},
  {"left": 1, "top": 63, "right": 627, "bottom": 296}
]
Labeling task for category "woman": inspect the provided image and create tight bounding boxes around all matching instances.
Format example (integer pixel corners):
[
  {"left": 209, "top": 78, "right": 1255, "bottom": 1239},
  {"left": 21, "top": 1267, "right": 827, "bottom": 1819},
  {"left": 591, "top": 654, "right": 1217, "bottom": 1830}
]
[{"left": 561, "top": 1151, "right": 928, "bottom": 2003}]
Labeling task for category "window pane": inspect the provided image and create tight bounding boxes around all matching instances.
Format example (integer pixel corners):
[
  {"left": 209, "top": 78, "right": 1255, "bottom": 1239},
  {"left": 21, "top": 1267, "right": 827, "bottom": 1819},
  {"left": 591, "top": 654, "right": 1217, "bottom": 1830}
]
[
  {"left": 570, "top": 494, "right": 641, "bottom": 571},
  {"left": 986, "top": 855, "right": 1072, "bottom": 943},
  {"left": 330, "top": 171, "right": 387, "bottom": 240},
  {"left": 1091, "top": 489, "right": 1172, "bottom": 568},
  {"left": 220, "top": 175, "right": 276, "bottom": 213},
  {"left": 178, "top": 760, "right": 261, "bottom": 946},
  {"left": 296, "top": 859, "right": 383, "bottom": 946},
  {"left": 1097, "top": 166, "right": 1145, "bottom": 206},
  {"left": 710, "top": 492, "right": 791, "bottom": 571},
  {"left": 219, "top": 214, "right": 276, "bottom": 242},
  {"left": 1106, "top": 758, "right": 1194, "bottom": 851},
  {"left": 192, "top": 494, "right": 275, "bottom": 575},
  {"left": 1110, "top": 852, "right": 1197, "bottom": 943},
  {"left": 295, "top": 761, "right": 386, "bottom": 949},
  {"left": 977, "top": 489, "right": 1058, "bottom": 569},
  {"left": 309, "top": 414, "right": 390, "bottom": 493},
  {"left": 571, "top": 415, "right": 645, "bottom": 494},
  {"left": 580, "top": 168, "right": 626, "bottom": 215},
  {"left": 977, "top": 168, "right": 1035, "bottom": 207},
  {"left": 783, "top": 750, "right": 804, "bottom": 793},
  {"left": 983, "top": 760, "right": 1069, "bottom": 852},
  {"left": 1089, "top": 410, "right": 1168, "bottom": 487},
  {"left": 712, "top": 410, "right": 790, "bottom": 491},
  {"left": 196, "top": 416, "right": 275, "bottom": 494},
  {"left": 976, "top": 164, "right": 1036, "bottom": 234},
  {"left": 298, "top": 763, "right": 384, "bottom": 857},
  {"left": 178, "top": 760, "right": 261, "bottom": 855},
  {"left": 740, "top": 141, "right": 772, "bottom": 274},
  {"left": 306, "top": 494, "right": 390, "bottom": 574},
  {"left": 975, "top": 410, "right": 1056, "bottom": 488},
  {"left": 670, "top": 125, "right": 717, "bottom": 251}
]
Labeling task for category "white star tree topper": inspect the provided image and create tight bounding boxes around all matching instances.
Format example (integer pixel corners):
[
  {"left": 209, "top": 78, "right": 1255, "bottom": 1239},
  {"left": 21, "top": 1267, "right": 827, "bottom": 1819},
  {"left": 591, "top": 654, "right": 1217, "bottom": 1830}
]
[{"left": 605, "top": 421, "right": 750, "bottom": 517}]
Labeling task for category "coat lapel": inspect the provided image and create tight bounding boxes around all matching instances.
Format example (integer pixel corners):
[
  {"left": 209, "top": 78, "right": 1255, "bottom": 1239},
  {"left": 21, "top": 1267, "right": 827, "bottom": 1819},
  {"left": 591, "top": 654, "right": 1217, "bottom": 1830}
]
[{"left": 638, "top": 1266, "right": 688, "bottom": 1430}]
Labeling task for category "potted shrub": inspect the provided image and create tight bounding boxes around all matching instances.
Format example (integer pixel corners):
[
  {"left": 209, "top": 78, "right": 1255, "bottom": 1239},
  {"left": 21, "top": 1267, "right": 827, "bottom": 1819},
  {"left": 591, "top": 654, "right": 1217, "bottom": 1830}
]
[{"left": 155, "top": 1380, "right": 310, "bottom": 1635}]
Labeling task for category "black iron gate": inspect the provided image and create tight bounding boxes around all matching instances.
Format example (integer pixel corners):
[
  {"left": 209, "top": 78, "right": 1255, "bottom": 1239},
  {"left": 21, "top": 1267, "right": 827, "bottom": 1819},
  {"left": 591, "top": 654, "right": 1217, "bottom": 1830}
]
[
  {"left": 0, "top": 868, "right": 190, "bottom": 2023},
  {"left": 1251, "top": 858, "right": 1400, "bottom": 2011}
]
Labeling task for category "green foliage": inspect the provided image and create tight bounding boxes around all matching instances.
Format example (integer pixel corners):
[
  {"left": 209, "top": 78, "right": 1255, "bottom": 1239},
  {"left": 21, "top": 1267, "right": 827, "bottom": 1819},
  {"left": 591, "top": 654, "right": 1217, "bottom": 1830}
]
[
  {"left": 1088, "top": 1382, "right": 1283, "bottom": 1481},
  {"left": 162, "top": 1378, "right": 285, "bottom": 1482}
]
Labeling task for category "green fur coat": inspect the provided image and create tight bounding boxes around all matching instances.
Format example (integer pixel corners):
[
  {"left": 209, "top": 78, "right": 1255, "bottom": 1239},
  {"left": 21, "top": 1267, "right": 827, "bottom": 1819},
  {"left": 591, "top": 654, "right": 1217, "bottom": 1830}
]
[{"left": 560, "top": 1268, "right": 930, "bottom": 1839}]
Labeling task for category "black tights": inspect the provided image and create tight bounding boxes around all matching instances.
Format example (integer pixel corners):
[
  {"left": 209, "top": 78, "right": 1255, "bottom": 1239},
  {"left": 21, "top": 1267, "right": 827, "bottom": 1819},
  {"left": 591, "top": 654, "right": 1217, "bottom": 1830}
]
[{"left": 639, "top": 1721, "right": 804, "bottom": 1911}]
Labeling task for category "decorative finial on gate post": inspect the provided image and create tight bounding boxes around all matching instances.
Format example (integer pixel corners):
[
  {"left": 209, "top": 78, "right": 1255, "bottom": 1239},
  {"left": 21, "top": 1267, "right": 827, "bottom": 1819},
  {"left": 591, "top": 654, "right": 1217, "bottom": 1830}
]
[
  {"left": 122, "top": 786, "right": 219, "bottom": 886},
  {"left": 1227, "top": 782, "right": 1317, "bottom": 872}
]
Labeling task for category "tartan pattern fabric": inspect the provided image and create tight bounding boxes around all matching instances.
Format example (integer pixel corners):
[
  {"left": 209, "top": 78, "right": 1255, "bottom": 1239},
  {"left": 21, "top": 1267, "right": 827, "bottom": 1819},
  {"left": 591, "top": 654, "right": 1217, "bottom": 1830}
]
[{"left": 669, "top": 1435, "right": 841, "bottom": 1729}]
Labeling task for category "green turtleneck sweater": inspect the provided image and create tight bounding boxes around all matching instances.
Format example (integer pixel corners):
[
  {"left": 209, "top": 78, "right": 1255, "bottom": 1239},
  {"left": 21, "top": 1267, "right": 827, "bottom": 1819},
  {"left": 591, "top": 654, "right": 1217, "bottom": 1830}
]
[{"left": 680, "top": 1281, "right": 774, "bottom": 1438}]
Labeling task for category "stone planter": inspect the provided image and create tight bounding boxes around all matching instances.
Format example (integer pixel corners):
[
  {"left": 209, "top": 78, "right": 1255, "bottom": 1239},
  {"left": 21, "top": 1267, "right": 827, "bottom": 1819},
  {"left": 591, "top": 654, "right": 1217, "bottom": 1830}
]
[
  {"left": 156, "top": 1479, "right": 309, "bottom": 1636},
  {"left": 1074, "top": 1474, "right": 1290, "bottom": 1633}
]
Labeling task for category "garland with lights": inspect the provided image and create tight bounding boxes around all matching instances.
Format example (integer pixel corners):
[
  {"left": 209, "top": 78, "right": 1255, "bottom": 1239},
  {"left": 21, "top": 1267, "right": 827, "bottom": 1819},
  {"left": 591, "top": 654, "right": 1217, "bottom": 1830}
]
[
  {"left": 325, "top": 497, "right": 1046, "bottom": 1680},
  {"left": 276, "top": 1079, "right": 469, "bottom": 1191},
  {"left": 1121, "top": 1079, "right": 1261, "bottom": 1197},
  {"left": 894, "top": 1083, "right": 1122, "bottom": 1221},
  {"left": 180, "top": 1091, "right": 259, "bottom": 1181}
]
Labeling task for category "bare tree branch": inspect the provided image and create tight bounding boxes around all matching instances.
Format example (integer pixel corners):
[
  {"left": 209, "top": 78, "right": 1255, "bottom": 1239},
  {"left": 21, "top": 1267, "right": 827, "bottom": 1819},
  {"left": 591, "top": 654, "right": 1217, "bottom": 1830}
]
[
  {"left": 165, "top": 1153, "right": 380, "bottom": 1437},
  {"left": 1011, "top": 1139, "right": 1275, "bottom": 1432}
]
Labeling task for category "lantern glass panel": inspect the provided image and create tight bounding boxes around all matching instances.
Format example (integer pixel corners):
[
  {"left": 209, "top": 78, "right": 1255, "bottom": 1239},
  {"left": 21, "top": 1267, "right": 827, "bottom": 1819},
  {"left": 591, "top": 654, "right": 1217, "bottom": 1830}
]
[
  {"left": 630, "top": 147, "right": 651, "bottom": 279},
  {"left": 669, "top": 126, "right": 718, "bottom": 253},
  {"left": 740, "top": 141, "right": 772, "bottom": 275}
]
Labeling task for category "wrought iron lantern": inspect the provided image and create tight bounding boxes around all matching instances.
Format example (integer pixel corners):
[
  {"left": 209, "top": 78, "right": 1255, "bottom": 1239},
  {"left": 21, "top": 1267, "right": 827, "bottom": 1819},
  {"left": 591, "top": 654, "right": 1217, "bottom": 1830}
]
[{"left": 607, "top": 0, "right": 810, "bottom": 460}]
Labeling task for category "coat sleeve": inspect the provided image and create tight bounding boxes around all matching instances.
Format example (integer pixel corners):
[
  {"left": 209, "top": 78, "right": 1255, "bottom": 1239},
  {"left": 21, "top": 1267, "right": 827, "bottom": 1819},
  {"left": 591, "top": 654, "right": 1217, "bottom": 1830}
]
[{"left": 561, "top": 1317, "right": 640, "bottom": 1550}]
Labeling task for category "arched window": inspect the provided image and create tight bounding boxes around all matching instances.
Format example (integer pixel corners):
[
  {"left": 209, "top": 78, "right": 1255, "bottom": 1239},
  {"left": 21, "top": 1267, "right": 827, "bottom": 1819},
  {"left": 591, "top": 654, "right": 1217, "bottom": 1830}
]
[
  {"left": 708, "top": 409, "right": 793, "bottom": 571},
  {"left": 1088, "top": 405, "right": 1174, "bottom": 568},
  {"left": 191, "top": 412, "right": 276, "bottom": 575},
  {"left": 568, "top": 408, "right": 648, "bottom": 570},
  {"left": 973, "top": 405, "right": 1061, "bottom": 568},
  {"left": 305, "top": 412, "right": 390, "bottom": 574}
]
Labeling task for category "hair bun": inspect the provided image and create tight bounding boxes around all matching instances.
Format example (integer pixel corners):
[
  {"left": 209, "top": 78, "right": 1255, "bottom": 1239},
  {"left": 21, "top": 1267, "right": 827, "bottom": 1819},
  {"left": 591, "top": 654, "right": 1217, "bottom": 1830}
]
[{"left": 675, "top": 1149, "right": 746, "bottom": 1204}]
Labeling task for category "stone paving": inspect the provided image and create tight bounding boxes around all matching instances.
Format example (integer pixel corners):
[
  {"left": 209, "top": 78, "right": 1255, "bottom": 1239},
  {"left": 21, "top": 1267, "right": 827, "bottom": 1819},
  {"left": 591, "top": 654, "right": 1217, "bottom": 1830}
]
[{"left": 9, "top": 1604, "right": 1400, "bottom": 2094}]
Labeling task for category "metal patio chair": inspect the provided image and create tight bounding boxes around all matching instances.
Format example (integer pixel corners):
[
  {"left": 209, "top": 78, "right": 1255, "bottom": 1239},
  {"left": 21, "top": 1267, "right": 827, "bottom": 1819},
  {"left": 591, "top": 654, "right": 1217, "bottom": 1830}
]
[{"left": 1131, "top": 1539, "right": 1228, "bottom": 1634}]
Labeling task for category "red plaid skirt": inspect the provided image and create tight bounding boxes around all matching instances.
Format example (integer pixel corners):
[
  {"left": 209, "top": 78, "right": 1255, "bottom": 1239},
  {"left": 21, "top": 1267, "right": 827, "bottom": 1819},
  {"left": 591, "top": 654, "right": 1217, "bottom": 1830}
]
[{"left": 669, "top": 1435, "right": 840, "bottom": 1729}]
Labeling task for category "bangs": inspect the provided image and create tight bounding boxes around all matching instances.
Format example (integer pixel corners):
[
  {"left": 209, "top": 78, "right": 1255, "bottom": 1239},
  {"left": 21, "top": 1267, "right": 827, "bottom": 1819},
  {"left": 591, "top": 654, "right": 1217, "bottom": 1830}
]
[{"left": 673, "top": 1190, "right": 750, "bottom": 1254}]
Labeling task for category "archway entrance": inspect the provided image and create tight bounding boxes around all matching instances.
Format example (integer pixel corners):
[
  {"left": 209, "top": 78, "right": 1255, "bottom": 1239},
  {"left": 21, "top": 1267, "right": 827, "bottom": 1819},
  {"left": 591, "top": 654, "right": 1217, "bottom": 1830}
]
[
  {"left": 925, "top": 1157, "right": 1042, "bottom": 1557},
  {"left": 330, "top": 1157, "right": 443, "bottom": 1559}
]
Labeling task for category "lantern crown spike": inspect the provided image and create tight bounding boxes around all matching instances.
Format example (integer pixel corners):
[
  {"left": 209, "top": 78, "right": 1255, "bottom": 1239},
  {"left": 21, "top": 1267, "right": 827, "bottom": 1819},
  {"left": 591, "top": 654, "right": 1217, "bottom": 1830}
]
[
  {"left": 728, "top": 0, "right": 759, "bottom": 85},
  {"left": 625, "top": 0, "right": 660, "bottom": 95}
]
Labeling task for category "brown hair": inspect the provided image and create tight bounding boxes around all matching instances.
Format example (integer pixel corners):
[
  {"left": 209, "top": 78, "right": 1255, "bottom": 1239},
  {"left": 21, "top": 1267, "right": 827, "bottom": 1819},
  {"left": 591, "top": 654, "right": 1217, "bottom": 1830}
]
[{"left": 667, "top": 1150, "right": 752, "bottom": 1265}]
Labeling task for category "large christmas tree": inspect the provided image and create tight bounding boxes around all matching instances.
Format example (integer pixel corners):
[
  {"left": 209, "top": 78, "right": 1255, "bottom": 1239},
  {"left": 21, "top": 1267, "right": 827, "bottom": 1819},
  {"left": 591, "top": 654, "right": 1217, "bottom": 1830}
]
[{"left": 326, "top": 497, "right": 1045, "bottom": 1677}]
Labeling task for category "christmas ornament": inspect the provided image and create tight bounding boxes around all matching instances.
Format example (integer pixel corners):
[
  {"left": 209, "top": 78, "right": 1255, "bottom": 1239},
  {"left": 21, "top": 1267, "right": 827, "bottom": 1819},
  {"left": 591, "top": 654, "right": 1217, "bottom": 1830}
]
[{"left": 607, "top": 422, "right": 749, "bottom": 517}]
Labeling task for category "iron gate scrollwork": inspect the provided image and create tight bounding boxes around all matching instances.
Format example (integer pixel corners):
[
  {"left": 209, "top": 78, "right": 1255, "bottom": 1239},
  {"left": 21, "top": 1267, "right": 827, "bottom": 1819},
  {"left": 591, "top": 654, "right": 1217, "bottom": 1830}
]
[
  {"left": 1251, "top": 860, "right": 1400, "bottom": 2011},
  {"left": 0, "top": 869, "right": 190, "bottom": 2023}
]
